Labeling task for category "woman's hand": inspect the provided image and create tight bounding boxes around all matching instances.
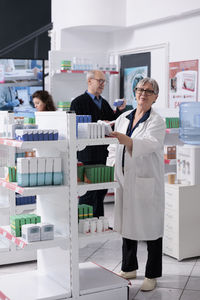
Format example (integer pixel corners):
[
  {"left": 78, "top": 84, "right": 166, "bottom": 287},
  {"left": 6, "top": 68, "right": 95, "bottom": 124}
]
[
  {"left": 118, "top": 98, "right": 126, "bottom": 111},
  {"left": 110, "top": 131, "right": 133, "bottom": 154}
]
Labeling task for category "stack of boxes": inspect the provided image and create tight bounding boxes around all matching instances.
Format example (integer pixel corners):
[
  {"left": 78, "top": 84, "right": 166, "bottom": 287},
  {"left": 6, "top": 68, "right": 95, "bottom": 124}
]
[
  {"left": 57, "top": 101, "right": 71, "bottom": 112},
  {"left": 78, "top": 204, "right": 93, "bottom": 221},
  {"left": 164, "top": 145, "right": 176, "bottom": 160},
  {"left": 61, "top": 60, "right": 71, "bottom": 71},
  {"left": 15, "top": 148, "right": 36, "bottom": 161},
  {"left": 76, "top": 114, "right": 113, "bottom": 139},
  {"left": 76, "top": 115, "right": 91, "bottom": 138},
  {"left": 17, "top": 157, "right": 62, "bottom": 187},
  {"left": 22, "top": 223, "right": 54, "bottom": 243},
  {"left": 15, "top": 194, "right": 36, "bottom": 206},
  {"left": 15, "top": 129, "right": 58, "bottom": 141},
  {"left": 10, "top": 214, "right": 41, "bottom": 237},
  {"left": 5, "top": 166, "right": 17, "bottom": 182},
  {"left": 165, "top": 117, "right": 179, "bottom": 128},
  {"left": 77, "top": 164, "right": 114, "bottom": 184}
]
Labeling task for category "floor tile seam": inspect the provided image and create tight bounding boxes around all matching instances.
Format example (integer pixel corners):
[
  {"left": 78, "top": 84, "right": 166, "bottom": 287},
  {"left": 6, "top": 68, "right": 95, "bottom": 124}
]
[
  {"left": 182, "top": 264, "right": 196, "bottom": 292},
  {"left": 101, "top": 243, "right": 122, "bottom": 250},
  {"left": 178, "top": 288, "right": 185, "bottom": 300},
  {"left": 131, "top": 284, "right": 184, "bottom": 299},
  {"left": 156, "top": 286, "right": 184, "bottom": 291},
  {"left": 193, "top": 257, "right": 199, "bottom": 266},
  {"left": 162, "top": 262, "right": 196, "bottom": 267},
  {"left": 111, "top": 261, "right": 122, "bottom": 272},
  {"left": 83, "top": 240, "right": 109, "bottom": 261},
  {"left": 184, "top": 287, "right": 200, "bottom": 291}
]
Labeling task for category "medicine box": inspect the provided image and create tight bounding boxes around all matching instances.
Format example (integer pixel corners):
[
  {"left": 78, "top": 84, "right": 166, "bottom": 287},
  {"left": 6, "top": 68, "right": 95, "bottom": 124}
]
[
  {"left": 53, "top": 157, "right": 62, "bottom": 185},
  {"left": 29, "top": 158, "right": 37, "bottom": 186},
  {"left": 38, "top": 223, "right": 54, "bottom": 241},
  {"left": 17, "top": 158, "right": 29, "bottom": 187},
  {"left": 37, "top": 157, "right": 45, "bottom": 185},
  {"left": 22, "top": 224, "right": 40, "bottom": 242},
  {"left": 45, "top": 157, "right": 53, "bottom": 185},
  {"left": 113, "top": 99, "right": 124, "bottom": 107}
]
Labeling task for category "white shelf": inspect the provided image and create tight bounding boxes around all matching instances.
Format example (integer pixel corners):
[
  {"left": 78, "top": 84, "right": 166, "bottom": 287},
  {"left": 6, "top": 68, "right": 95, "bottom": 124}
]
[
  {"left": 165, "top": 128, "right": 179, "bottom": 134},
  {"left": 77, "top": 181, "right": 118, "bottom": 196},
  {"left": 0, "top": 179, "right": 68, "bottom": 196},
  {"left": 15, "top": 204, "right": 36, "bottom": 214},
  {"left": 0, "top": 270, "right": 71, "bottom": 300},
  {"left": 76, "top": 137, "right": 118, "bottom": 151},
  {"left": 0, "top": 138, "right": 67, "bottom": 151},
  {"left": 79, "top": 230, "right": 120, "bottom": 248},
  {"left": 54, "top": 70, "right": 119, "bottom": 75},
  {"left": 79, "top": 262, "right": 127, "bottom": 295},
  {"left": 0, "top": 239, "right": 9, "bottom": 253},
  {"left": 0, "top": 225, "right": 69, "bottom": 251},
  {"left": 164, "top": 159, "right": 176, "bottom": 165}
]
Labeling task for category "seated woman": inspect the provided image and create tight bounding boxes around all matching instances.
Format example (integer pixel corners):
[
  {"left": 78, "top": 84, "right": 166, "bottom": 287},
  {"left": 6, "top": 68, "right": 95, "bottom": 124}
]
[{"left": 32, "top": 90, "right": 56, "bottom": 112}]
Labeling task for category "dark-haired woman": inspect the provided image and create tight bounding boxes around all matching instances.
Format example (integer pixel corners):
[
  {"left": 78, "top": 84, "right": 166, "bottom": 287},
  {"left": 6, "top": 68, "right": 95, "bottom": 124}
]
[{"left": 32, "top": 90, "right": 56, "bottom": 111}]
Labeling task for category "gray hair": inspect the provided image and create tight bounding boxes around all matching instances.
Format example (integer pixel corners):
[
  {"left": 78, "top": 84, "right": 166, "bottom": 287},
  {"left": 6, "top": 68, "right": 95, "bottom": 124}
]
[
  {"left": 136, "top": 77, "right": 159, "bottom": 95},
  {"left": 86, "top": 70, "right": 96, "bottom": 81}
]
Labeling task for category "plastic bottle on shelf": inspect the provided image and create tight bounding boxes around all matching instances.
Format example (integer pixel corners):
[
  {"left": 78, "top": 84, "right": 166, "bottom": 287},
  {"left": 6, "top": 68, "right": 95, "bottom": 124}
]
[
  {"left": 179, "top": 102, "right": 200, "bottom": 145},
  {"left": 72, "top": 57, "right": 77, "bottom": 70}
]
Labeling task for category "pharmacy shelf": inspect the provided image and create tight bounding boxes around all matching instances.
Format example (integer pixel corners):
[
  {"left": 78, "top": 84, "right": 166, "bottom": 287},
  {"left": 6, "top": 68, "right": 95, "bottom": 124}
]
[
  {"left": 0, "top": 239, "right": 9, "bottom": 253},
  {"left": 0, "top": 179, "right": 68, "bottom": 196},
  {"left": 79, "top": 262, "right": 128, "bottom": 296},
  {"left": 0, "top": 226, "right": 27, "bottom": 248},
  {"left": 79, "top": 230, "right": 120, "bottom": 248},
  {"left": 77, "top": 137, "right": 118, "bottom": 151},
  {"left": 0, "top": 138, "right": 67, "bottom": 151},
  {"left": 0, "top": 226, "right": 68, "bottom": 251},
  {"left": 56, "top": 70, "right": 119, "bottom": 75},
  {"left": 77, "top": 181, "right": 118, "bottom": 197},
  {"left": 15, "top": 204, "right": 36, "bottom": 214},
  {"left": 0, "top": 270, "right": 71, "bottom": 300},
  {"left": 164, "top": 159, "right": 176, "bottom": 165},
  {"left": 165, "top": 128, "right": 179, "bottom": 134}
]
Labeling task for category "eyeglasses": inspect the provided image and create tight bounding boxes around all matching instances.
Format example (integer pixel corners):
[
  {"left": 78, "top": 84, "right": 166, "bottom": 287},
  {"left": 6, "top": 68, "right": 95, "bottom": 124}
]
[
  {"left": 92, "top": 78, "right": 106, "bottom": 85},
  {"left": 135, "top": 87, "right": 155, "bottom": 96}
]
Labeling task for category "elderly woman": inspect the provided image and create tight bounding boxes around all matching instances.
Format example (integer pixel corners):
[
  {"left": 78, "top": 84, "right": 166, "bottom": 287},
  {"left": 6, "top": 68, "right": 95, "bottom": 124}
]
[{"left": 107, "top": 78, "right": 165, "bottom": 291}]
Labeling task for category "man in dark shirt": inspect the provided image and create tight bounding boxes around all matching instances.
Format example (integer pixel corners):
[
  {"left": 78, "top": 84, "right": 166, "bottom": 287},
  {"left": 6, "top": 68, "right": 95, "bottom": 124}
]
[{"left": 70, "top": 70, "right": 126, "bottom": 217}]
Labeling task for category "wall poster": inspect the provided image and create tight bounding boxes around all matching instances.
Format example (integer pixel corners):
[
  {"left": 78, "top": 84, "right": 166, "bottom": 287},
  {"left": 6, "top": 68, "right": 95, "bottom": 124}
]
[
  {"left": 169, "top": 59, "right": 198, "bottom": 109},
  {"left": 124, "top": 66, "right": 148, "bottom": 108},
  {"left": 120, "top": 52, "right": 151, "bottom": 109}
]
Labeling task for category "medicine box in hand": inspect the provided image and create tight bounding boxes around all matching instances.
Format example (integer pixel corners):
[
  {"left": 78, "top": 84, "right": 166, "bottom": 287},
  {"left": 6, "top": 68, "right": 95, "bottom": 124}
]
[{"left": 113, "top": 99, "right": 124, "bottom": 107}]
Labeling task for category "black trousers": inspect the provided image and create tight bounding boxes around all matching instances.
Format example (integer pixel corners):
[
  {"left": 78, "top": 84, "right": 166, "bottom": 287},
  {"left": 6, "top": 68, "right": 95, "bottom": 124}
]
[
  {"left": 79, "top": 189, "right": 107, "bottom": 217},
  {"left": 121, "top": 237, "right": 162, "bottom": 278}
]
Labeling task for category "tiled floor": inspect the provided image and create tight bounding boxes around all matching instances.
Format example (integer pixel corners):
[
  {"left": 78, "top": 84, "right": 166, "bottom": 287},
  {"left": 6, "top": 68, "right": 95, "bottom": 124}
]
[{"left": 1, "top": 202, "right": 200, "bottom": 300}]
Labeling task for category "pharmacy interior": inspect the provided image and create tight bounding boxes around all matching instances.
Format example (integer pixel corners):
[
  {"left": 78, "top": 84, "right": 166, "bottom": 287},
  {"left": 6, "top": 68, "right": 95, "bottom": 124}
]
[{"left": 0, "top": 1, "right": 200, "bottom": 299}]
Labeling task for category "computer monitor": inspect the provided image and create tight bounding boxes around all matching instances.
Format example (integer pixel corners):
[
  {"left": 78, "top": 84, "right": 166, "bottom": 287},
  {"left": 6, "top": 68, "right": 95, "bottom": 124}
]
[{"left": 0, "top": 58, "right": 44, "bottom": 115}]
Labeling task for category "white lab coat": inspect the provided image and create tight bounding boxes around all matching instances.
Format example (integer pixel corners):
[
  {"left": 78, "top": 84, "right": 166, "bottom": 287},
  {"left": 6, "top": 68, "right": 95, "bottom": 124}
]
[{"left": 107, "top": 108, "right": 166, "bottom": 241}]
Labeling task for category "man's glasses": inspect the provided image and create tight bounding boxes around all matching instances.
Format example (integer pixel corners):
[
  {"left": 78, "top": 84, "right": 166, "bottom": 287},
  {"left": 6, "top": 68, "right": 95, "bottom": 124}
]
[
  {"left": 92, "top": 78, "right": 106, "bottom": 85},
  {"left": 135, "top": 87, "right": 155, "bottom": 96}
]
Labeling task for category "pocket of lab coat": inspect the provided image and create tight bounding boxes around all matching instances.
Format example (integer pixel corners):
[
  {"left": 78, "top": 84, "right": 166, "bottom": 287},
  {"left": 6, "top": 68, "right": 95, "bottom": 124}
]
[{"left": 135, "top": 177, "right": 155, "bottom": 204}]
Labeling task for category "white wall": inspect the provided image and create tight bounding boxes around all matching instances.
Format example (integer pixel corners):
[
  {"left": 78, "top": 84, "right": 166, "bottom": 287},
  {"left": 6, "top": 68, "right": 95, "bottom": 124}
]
[
  {"left": 53, "top": 0, "right": 126, "bottom": 28},
  {"left": 126, "top": 0, "right": 200, "bottom": 27},
  {"left": 110, "top": 13, "right": 200, "bottom": 62},
  {"left": 60, "top": 28, "right": 112, "bottom": 59},
  {"left": 52, "top": 0, "right": 126, "bottom": 49},
  {"left": 51, "top": 0, "right": 200, "bottom": 108}
]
